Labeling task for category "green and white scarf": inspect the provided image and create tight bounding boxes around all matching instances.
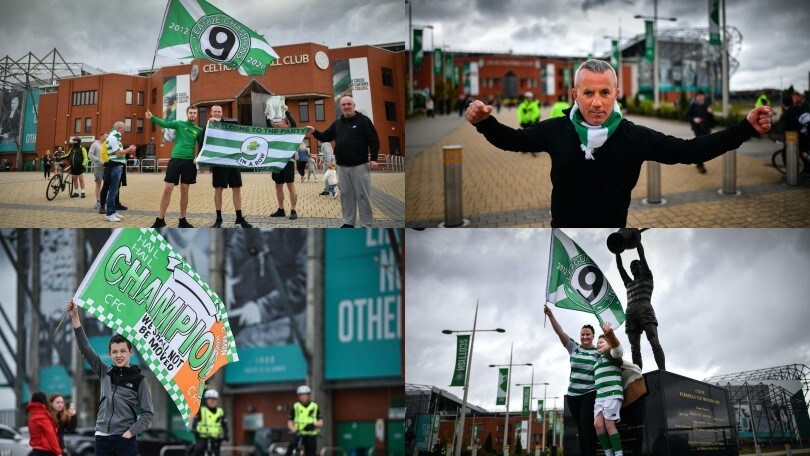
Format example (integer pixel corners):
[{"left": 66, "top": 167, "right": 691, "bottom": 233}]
[{"left": 569, "top": 103, "right": 622, "bottom": 160}]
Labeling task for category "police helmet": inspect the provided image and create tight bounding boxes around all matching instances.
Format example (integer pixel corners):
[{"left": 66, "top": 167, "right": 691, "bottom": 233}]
[
  {"left": 296, "top": 385, "right": 312, "bottom": 395},
  {"left": 203, "top": 389, "right": 220, "bottom": 399}
]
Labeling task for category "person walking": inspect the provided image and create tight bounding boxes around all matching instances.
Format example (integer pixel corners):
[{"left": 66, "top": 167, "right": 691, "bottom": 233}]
[
  {"left": 285, "top": 385, "right": 323, "bottom": 456},
  {"left": 426, "top": 95, "right": 435, "bottom": 118},
  {"left": 187, "top": 390, "right": 230, "bottom": 456},
  {"left": 203, "top": 105, "right": 252, "bottom": 228},
  {"left": 318, "top": 141, "right": 335, "bottom": 196},
  {"left": 465, "top": 59, "right": 771, "bottom": 227},
  {"left": 43, "top": 150, "right": 53, "bottom": 179},
  {"left": 27, "top": 391, "right": 62, "bottom": 456},
  {"left": 296, "top": 141, "right": 310, "bottom": 182},
  {"left": 66, "top": 299, "right": 154, "bottom": 456},
  {"left": 65, "top": 137, "right": 88, "bottom": 198},
  {"left": 308, "top": 96, "right": 380, "bottom": 227},
  {"left": 543, "top": 305, "right": 599, "bottom": 456},
  {"left": 684, "top": 90, "right": 715, "bottom": 174},
  {"left": 146, "top": 105, "right": 202, "bottom": 228}
]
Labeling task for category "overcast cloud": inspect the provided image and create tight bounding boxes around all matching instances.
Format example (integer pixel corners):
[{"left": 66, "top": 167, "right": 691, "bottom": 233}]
[
  {"left": 410, "top": 0, "right": 810, "bottom": 92},
  {"left": 405, "top": 228, "right": 810, "bottom": 412},
  {"left": 0, "top": 0, "right": 406, "bottom": 72}
]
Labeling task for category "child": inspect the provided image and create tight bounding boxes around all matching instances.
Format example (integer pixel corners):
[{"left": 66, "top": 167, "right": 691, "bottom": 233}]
[
  {"left": 595, "top": 322, "right": 624, "bottom": 456},
  {"left": 306, "top": 154, "right": 318, "bottom": 181},
  {"left": 323, "top": 163, "right": 339, "bottom": 198},
  {"left": 67, "top": 299, "right": 153, "bottom": 456}
]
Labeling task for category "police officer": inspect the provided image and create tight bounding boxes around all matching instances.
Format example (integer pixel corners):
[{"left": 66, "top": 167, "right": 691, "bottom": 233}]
[
  {"left": 286, "top": 385, "right": 323, "bottom": 456},
  {"left": 188, "top": 389, "right": 229, "bottom": 456}
]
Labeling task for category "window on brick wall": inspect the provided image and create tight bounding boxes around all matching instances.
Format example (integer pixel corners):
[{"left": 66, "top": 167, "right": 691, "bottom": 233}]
[{"left": 298, "top": 100, "right": 309, "bottom": 122}]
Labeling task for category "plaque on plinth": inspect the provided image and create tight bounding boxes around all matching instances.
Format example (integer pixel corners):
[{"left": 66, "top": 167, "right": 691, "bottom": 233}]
[{"left": 564, "top": 370, "right": 738, "bottom": 455}]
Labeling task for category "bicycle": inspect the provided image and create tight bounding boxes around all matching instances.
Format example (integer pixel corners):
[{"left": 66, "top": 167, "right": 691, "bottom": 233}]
[
  {"left": 46, "top": 157, "right": 73, "bottom": 201},
  {"left": 771, "top": 140, "right": 807, "bottom": 175}
]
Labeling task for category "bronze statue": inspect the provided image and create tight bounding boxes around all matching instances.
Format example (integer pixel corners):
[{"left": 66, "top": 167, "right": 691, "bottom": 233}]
[{"left": 611, "top": 229, "right": 665, "bottom": 371}]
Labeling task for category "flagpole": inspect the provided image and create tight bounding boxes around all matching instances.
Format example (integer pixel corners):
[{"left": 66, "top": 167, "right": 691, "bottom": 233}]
[
  {"left": 503, "top": 343, "right": 512, "bottom": 456},
  {"left": 151, "top": 0, "right": 173, "bottom": 74},
  {"left": 544, "top": 229, "right": 556, "bottom": 328}
]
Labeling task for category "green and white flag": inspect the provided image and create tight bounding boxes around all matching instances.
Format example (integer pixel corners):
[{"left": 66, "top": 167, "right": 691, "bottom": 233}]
[
  {"left": 537, "top": 400, "right": 544, "bottom": 424},
  {"left": 496, "top": 367, "right": 508, "bottom": 406},
  {"left": 644, "top": 20, "right": 655, "bottom": 62},
  {"left": 450, "top": 334, "right": 470, "bottom": 387},
  {"left": 546, "top": 229, "right": 626, "bottom": 328},
  {"left": 709, "top": 0, "right": 721, "bottom": 46},
  {"left": 433, "top": 48, "right": 443, "bottom": 76},
  {"left": 73, "top": 229, "right": 239, "bottom": 426},
  {"left": 198, "top": 122, "right": 307, "bottom": 172},
  {"left": 156, "top": 0, "right": 279, "bottom": 76},
  {"left": 522, "top": 386, "right": 530, "bottom": 416},
  {"left": 413, "top": 28, "right": 423, "bottom": 67},
  {"left": 611, "top": 39, "right": 620, "bottom": 70}
]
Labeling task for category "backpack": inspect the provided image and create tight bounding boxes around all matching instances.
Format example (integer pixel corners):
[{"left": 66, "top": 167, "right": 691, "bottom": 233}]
[{"left": 70, "top": 146, "right": 84, "bottom": 169}]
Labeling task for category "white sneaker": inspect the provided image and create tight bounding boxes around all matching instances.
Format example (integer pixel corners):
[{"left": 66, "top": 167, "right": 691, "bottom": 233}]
[
  {"left": 113, "top": 212, "right": 123, "bottom": 219},
  {"left": 333, "top": 192, "right": 338, "bottom": 198},
  {"left": 105, "top": 213, "right": 121, "bottom": 222}
]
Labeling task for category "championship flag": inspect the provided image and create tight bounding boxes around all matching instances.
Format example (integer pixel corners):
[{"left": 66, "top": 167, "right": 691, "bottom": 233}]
[
  {"left": 522, "top": 386, "right": 530, "bottom": 416},
  {"left": 197, "top": 122, "right": 307, "bottom": 172},
  {"left": 496, "top": 368, "right": 509, "bottom": 406},
  {"left": 546, "top": 229, "right": 626, "bottom": 328},
  {"left": 611, "top": 39, "right": 620, "bottom": 70},
  {"left": 450, "top": 334, "right": 470, "bottom": 387},
  {"left": 433, "top": 48, "right": 443, "bottom": 76},
  {"left": 537, "top": 400, "right": 544, "bottom": 424},
  {"left": 413, "top": 28, "right": 424, "bottom": 67},
  {"left": 156, "top": 0, "right": 279, "bottom": 76},
  {"left": 709, "top": 0, "right": 721, "bottom": 46},
  {"left": 72, "top": 228, "right": 239, "bottom": 426},
  {"left": 644, "top": 20, "right": 655, "bottom": 62}
]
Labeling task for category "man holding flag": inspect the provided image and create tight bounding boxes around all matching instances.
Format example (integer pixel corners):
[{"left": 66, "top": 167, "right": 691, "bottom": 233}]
[{"left": 66, "top": 299, "right": 154, "bottom": 456}]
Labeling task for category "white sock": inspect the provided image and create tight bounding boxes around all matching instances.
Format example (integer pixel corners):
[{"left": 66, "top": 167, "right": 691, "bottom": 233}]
[
  {"left": 604, "top": 450, "right": 614, "bottom": 456},
  {"left": 614, "top": 451, "right": 623, "bottom": 456}
]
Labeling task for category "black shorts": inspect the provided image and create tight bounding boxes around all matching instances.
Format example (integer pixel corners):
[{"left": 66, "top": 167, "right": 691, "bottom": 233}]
[
  {"left": 272, "top": 161, "right": 295, "bottom": 184},
  {"left": 211, "top": 166, "right": 243, "bottom": 188},
  {"left": 164, "top": 158, "right": 197, "bottom": 185},
  {"left": 70, "top": 165, "right": 85, "bottom": 175}
]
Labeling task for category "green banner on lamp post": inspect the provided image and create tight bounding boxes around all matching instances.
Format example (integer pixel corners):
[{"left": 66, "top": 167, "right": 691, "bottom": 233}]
[{"left": 450, "top": 334, "right": 470, "bottom": 386}]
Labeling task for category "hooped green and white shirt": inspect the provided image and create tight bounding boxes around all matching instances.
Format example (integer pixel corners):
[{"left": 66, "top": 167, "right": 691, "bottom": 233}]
[
  {"left": 106, "top": 129, "right": 127, "bottom": 165},
  {"left": 565, "top": 337, "right": 598, "bottom": 396},
  {"left": 595, "top": 346, "right": 624, "bottom": 400}
]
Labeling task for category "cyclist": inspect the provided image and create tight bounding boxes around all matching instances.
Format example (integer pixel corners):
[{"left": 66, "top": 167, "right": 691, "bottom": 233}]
[
  {"left": 187, "top": 390, "right": 230, "bottom": 456},
  {"left": 782, "top": 91, "right": 810, "bottom": 157},
  {"left": 285, "top": 385, "right": 323, "bottom": 456}
]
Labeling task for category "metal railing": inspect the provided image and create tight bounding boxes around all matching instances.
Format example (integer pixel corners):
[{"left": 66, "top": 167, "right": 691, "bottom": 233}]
[
  {"left": 319, "top": 446, "right": 348, "bottom": 456},
  {"left": 386, "top": 155, "right": 404, "bottom": 172},
  {"left": 160, "top": 444, "right": 257, "bottom": 456},
  {"left": 141, "top": 158, "right": 157, "bottom": 173}
]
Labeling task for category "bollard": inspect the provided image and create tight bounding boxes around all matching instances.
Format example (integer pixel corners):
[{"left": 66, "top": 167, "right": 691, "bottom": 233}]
[
  {"left": 643, "top": 161, "right": 666, "bottom": 205},
  {"left": 785, "top": 443, "right": 792, "bottom": 456},
  {"left": 720, "top": 149, "right": 741, "bottom": 195},
  {"left": 440, "top": 145, "right": 469, "bottom": 227},
  {"left": 754, "top": 444, "right": 762, "bottom": 456},
  {"left": 785, "top": 131, "right": 799, "bottom": 186}
]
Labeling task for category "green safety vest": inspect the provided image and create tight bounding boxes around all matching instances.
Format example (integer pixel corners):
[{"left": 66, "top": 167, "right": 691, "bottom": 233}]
[
  {"left": 293, "top": 402, "right": 320, "bottom": 435},
  {"left": 196, "top": 407, "right": 224, "bottom": 439},
  {"left": 518, "top": 100, "right": 540, "bottom": 124}
]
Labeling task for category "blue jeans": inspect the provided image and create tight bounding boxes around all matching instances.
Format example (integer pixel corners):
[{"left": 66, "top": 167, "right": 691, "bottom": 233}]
[
  {"left": 95, "top": 434, "right": 139, "bottom": 456},
  {"left": 105, "top": 165, "right": 123, "bottom": 216}
]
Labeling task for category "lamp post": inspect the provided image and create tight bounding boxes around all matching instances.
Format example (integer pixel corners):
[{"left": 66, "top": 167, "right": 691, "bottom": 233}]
[
  {"left": 549, "top": 397, "right": 559, "bottom": 448},
  {"left": 634, "top": 0, "right": 677, "bottom": 108},
  {"left": 490, "top": 355, "right": 532, "bottom": 456},
  {"left": 516, "top": 378, "right": 549, "bottom": 455},
  {"left": 443, "top": 302, "right": 505, "bottom": 456}
]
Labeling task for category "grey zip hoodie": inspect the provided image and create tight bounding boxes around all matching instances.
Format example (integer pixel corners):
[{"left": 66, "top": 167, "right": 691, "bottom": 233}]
[{"left": 74, "top": 325, "right": 154, "bottom": 436}]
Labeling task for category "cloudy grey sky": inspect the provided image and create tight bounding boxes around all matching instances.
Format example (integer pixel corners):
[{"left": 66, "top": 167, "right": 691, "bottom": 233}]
[
  {"left": 406, "top": 228, "right": 810, "bottom": 412},
  {"left": 410, "top": 0, "right": 810, "bottom": 92},
  {"left": 0, "top": 0, "right": 406, "bottom": 72}
]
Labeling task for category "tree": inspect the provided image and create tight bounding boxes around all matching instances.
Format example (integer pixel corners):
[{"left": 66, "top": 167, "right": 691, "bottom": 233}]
[{"left": 513, "top": 436, "right": 523, "bottom": 456}]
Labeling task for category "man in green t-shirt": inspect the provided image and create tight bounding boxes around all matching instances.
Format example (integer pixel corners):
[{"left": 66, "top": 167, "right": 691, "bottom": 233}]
[{"left": 145, "top": 106, "right": 202, "bottom": 228}]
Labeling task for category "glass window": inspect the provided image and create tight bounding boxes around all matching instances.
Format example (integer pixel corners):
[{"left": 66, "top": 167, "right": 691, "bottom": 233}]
[
  {"left": 125, "top": 90, "right": 133, "bottom": 105},
  {"left": 384, "top": 101, "right": 397, "bottom": 121},
  {"left": 314, "top": 99, "right": 325, "bottom": 122},
  {"left": 85, "top": 117, "right": 92, "bottom": 133},
  {"left": 151, "top": 88, "right": 157, "bottom": 104},
  {"left": 298, "top": 100, "right": 309, "bottom": 122},
  {"left": 124, "top": 117, "right": 132, "bottom": 132},
  {"left": 74, "top": 118, "right": 81, "bottom": 133},
  {"left": 137, "top": 91, "right": 144, "bottom": 106},
  {"left": 381, "top": 67, "right": 394, "bottom": 87},
  {"left": 136, "top": 118, "right": 144, "bottom": 133},
  {"left": 92, "top": 91, "right": 97, "bottom": 104}
]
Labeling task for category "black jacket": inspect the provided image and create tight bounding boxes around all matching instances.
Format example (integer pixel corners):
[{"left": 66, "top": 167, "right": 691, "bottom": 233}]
[
  {"left": 475, "top": 109, "right": 756, "bottom": 227},
  {"left": 684, "top": 101, "right": 715, "bottom": 136},
  {"left": 312, "top": 112, "right": 380, "bottom": 166}
]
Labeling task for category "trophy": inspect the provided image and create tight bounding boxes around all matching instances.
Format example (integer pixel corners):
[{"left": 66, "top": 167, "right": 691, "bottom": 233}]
[{"left": 265, "top": 95, "right": 286, "bottom": 125}]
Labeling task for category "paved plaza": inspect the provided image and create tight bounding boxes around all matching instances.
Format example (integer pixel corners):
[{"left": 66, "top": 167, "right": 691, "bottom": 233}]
[
  {"left": 406, "top": 107, "right": 810, "bottom": 227},
  {"left": 0, "top": 168, "right": 404, "bottom": 228}
]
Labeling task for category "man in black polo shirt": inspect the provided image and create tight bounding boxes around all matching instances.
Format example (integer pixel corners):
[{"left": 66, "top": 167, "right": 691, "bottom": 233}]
[{"left": 465, "top": 59, "right": 773, "bottom": 228}]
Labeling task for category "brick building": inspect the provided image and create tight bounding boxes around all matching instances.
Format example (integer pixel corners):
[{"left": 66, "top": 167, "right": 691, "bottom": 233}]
[{"left": 34, "top": 42, "right": 405, "bottom": 162}]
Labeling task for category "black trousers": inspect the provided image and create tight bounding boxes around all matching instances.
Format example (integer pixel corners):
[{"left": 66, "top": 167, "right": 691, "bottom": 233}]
[
  {"left": 568, "top": 391, "right": 598, "bottom": 456},
  {"left": 285, "top": 434, "right": 317, "bottom": 456}
]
